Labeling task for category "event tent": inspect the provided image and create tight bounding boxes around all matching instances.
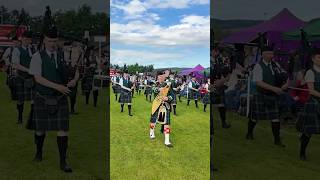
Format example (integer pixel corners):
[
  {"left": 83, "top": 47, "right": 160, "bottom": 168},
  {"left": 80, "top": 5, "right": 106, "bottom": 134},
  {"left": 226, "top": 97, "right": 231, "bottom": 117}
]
[
  {"left": 283, "top": 18, "right": 320, "bottom": 41},
  {"left": 221, "top": 8, "right": 305, "bottom": 51}
]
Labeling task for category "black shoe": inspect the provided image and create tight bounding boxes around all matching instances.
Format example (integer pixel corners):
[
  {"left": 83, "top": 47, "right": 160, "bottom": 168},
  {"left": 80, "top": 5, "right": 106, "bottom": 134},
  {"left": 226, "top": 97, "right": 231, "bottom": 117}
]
[
  {"left": 246, "top": 133, "right": 254, "bottom": 140},
  {"left": 274, "top": 140, "right": 286, "bottom": 147},
  {"left": 165, "top": 144, "right": 173, "bottom": 148},
  {"left": 60, "top": 162, "right": 73, "bottom": 173},
  {"left": 70, "top": 111, "right": 79, "bottom": 115},
  {"left": 129, "top": 114, "right": 133, "bottom": 116},
  {"left": 33, "top": 152, "right": 42, "bottom": 162},
  {"left": 222, "top": 123, "right": 231, "bottom": 129},
  {"left": 300, "top": 154, "right": 307, "bottom": 161}
]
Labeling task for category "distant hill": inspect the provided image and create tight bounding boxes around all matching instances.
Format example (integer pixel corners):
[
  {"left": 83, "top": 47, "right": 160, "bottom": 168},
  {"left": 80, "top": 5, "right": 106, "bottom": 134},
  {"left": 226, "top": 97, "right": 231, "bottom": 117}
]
[
  {"left": 211, "top": 18, "right": 263, "bottom": 30},
  {"left": 211, "top": 18, "right": 263, "bottom": 40},
  {"left": 155, "top": 67, "right": 189, "bottom": 72}
]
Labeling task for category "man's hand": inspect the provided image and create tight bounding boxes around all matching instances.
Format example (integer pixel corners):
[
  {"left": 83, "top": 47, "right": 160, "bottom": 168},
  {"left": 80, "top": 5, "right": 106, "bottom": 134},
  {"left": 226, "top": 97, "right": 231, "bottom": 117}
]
[
  {"left": 272, "top": 87, "right": 283, "bottom": 95},
  {"left": 162, "top": 97, "right": 168, "bottom": 101},
  {"left": 67, "top": 80, "right": 76, "bottom": 87},
  {"left": 56, "top": 85, "right": 71, "bottom": 95}
]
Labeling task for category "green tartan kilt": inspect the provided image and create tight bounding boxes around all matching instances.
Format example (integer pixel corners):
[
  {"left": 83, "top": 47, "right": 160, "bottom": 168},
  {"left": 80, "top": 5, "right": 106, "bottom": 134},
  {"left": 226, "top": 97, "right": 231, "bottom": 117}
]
[
  {"left": 145, "top": 87, "right": 152, "bottom": 95},
  {"left": 187, "top": 89, "right": 199, "bottom": 100},
  {"left": 118, "top": 89, "right": 132, "bottom": 103},
  {"left": 81, "top": 76, "right": 93, "bottom": 93},
  {"left": 150, "top": 107, "right": 171, "bottom": 125},
  {"left": 297, "top": 97, "right": 320, "bottom": 134},
  {"left": 30, "top": 93, "right": 69, "bottom": 131},
  {"left": 202, "top": 93, "right": 210, "bottom": 104},
  {"left": 112, "top": 84, "right": 121, "bottom": 94},
  {"left": 16, "top": 76, "right": 34, "bottom": 102},
  {"left": 212, "top": 87, "right": 225, "bottom": 105},
  {"left": 250, "top": 94, "right": 279, "bottom": 120}
]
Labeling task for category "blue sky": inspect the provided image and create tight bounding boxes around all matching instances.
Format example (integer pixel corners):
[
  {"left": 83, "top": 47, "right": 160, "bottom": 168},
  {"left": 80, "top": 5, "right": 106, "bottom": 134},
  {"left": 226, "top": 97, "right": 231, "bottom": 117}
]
[{"left": 110, "top": 0, "right": 210, "bottom": 69}]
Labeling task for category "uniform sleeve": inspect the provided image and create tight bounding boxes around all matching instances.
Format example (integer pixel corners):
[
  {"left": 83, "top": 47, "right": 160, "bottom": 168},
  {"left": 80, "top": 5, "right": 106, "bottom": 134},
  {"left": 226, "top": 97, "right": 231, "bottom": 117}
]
[
  {"left": 29, "top": 52, "right": 42, "bottom": 76},
  {"left": 188, "top": 81, "right": 192, "bottom": 88},
  {"left": 305, "top": 70, "right": 315, "bottom": 83},
  {"left": 3, "top": 48, "right": 11, "bottom": 65},
  {"left": 252, "top": 64, "right": 262, "bottom": 82},
  {"left": 11, "top": 48, "right": 20, "bottom": 64}
]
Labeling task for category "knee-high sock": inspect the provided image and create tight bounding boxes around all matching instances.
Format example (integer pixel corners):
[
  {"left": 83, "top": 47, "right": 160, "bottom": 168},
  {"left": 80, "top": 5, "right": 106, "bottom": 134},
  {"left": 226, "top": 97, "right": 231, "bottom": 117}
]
[
  {"left": 128, "top": 104, "right": 132, "bottom": 115},
  {"left": 34, "top": 133, "right": 45, "bottom": 160},
  {"left": 93, "top": 90, "right": 98, "bottom": 107},
  {"left": 164, "top": 127, "right": 171, "bottom": 145},
  {"left": 70, "top": 95, "right": 76, "bottom": 112},
  {"left": 218, "top": 107, "right": 226, "bottom": 124},
  {"left": 115, "top": 93, "right": 118, "bottom": 101},
  {"left": 121, "top": 104, "right": 124, "bottom": 112},
  {"left": 300, "top": 133, "right": 311, "bottom": 157},
  {"left": 85, "top": 92, "right": 90, "bottom": 104},
  {"left": 57, "top": 136, "right": 72, "bottom": 172},
  {"left": 187, "top": 100, "right": 190, "bottom": 106},
  {"left": 271, "top": 121, "right": 281, "bottom": 142},
  {"left": 195, "top": 100, "right": 198, "bottom": 108},
  {"left": 173, "top": 105, "right": 176, "bottom": 115},
  {"left": 17, "top": 103, "right": 24, "bottom": 122},
  {"left": 204, "top": 104, "right": 207, "bottom": 112},
  {"left": 247, "top": 119, "right": 256, "bottom": 135}
]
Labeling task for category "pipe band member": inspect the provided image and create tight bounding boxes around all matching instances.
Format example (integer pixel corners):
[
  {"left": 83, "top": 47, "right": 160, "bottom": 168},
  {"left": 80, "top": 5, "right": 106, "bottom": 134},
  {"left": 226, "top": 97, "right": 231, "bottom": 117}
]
[
  {"left": 149, "top": 74, "right": 174, "bottom": 148},
  {"left": 247, "top": 45, "right": 289, "bottom": 147},
  {"left": 297, "top": 49, "right": 320, "bottom": 160},
  {"left": 12, "top": 31, "right": 35, "bottom": 124},
  {"left": 28, "top": 26, "right": 72, "bottom": 173}
]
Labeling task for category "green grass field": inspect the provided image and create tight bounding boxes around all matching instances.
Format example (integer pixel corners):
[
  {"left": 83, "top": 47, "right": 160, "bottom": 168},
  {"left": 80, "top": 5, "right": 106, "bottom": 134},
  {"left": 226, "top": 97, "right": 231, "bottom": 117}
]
[
  {"left": 110, "top": 90, "right": 210, "bottom": 179},
  {"left": 0, "top": 74, "right": 107, "bottom": 180},
  {"left": 213, "top": 111, "right": 320, "bottom": 180}
]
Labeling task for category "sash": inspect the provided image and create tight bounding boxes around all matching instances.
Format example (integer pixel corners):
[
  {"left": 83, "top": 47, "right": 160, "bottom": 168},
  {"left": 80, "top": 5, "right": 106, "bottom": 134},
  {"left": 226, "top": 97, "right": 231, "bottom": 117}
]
[{"left": 151, "top": 86, "right": 170, "bottom": 115}]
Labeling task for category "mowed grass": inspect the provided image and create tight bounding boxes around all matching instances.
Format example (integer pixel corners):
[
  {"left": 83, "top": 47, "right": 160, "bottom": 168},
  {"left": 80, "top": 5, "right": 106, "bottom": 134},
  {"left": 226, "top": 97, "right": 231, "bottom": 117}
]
[
  {"left": 0, "top": 74, "right": 107, "bottom": 180},
  {"left": 110, "top": 90, "right": 210, "bottom": 180},
  {"left": 213, "top": 110, "right": 320, "bottom": 180}
]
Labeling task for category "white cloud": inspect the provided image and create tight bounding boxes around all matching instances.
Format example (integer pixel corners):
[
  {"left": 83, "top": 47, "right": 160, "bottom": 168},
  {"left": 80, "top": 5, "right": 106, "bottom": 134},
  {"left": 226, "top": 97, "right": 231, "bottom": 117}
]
[{"left": 111, "top": 15, "right": 210, "bottom": 47}]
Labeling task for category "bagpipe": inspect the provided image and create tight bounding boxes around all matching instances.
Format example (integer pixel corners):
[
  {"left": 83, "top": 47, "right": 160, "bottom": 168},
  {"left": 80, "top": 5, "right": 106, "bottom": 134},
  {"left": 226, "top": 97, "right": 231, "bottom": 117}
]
[
  {"left": 270, "top": 60, "right": 289, "bottom": 88},
  {"left": 152, "top": 83, "right": 171, "bottom": 125}
]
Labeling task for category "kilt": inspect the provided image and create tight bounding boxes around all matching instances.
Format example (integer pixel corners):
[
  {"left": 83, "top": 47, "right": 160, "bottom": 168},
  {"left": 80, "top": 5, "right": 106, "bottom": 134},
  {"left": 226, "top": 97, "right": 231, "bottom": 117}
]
[
  {"left": 16, "top": 76, "right": 34, "bottom": 103},
  {"left": 297, "top": 97, "right": 320, "bottom": 134},
  {"left": 112, "top": 84, "right": 121, "bottom": 94},
  {"left": 145, "top": 86, "right": 152, "bottom": 95},
  {"left": 187, "top": 89, "right": 199, "bottom": 100},
  {"left": 150, "top": 107, "right": 171, "bottom": 125},
  {"left": 81, "top": 76, "right": 93, "bottom": 93},
  {"left": 118, "top": 88, "right": 132, "bottom": 103},
  {"left": 250, "top": 93, "right": 279, "bottom": 120},
  {"left": 29, "top": 93, "right": 69, "bottom": 131},
  {"left": 202, "top": 93, "right": 210, "bottom": 105},
  {"left": 212, "top": 87, "right": 225, "bottom": 105}
]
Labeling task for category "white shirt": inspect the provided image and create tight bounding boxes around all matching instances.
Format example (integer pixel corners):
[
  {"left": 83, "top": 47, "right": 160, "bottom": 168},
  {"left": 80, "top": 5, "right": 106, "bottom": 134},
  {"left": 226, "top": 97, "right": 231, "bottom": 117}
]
[
  {"left": 252, "top": 59, "right": 274, "bottom": 82},
  {"left": 305, "top": 65, "right": 320, "bottom": 83},
  {"left": 29, "top": 50, "right": 58, "bottom": 76},
  {"left": 12, "top": 45, "right": 33, "bottom": 65}
]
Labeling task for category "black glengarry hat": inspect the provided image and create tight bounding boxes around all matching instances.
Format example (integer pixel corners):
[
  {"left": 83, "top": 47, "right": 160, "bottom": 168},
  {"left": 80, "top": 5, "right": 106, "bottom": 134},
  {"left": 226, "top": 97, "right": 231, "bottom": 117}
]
[{"left": 44, "top": 26, "right": 58, "bottom": 38}]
